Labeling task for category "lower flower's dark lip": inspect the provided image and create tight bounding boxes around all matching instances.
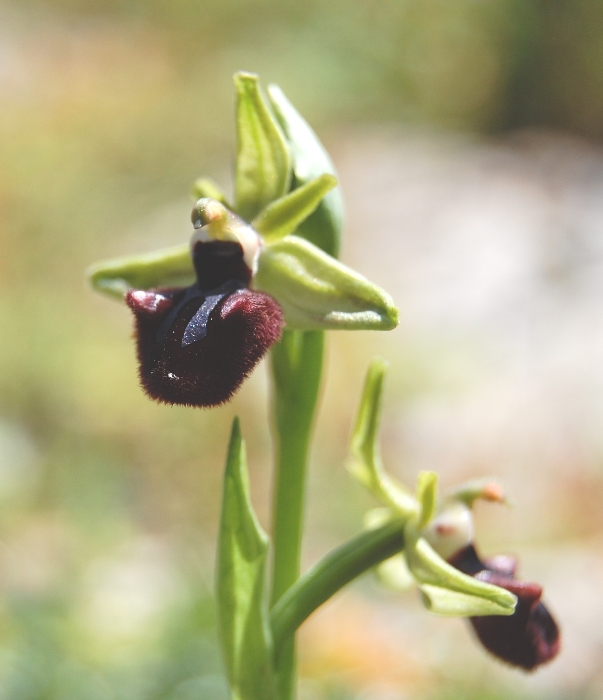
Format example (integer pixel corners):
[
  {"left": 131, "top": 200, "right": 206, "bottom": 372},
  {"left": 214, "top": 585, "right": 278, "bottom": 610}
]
[{"left": 449, "top": 544, "right": 560, "bottom": 671}]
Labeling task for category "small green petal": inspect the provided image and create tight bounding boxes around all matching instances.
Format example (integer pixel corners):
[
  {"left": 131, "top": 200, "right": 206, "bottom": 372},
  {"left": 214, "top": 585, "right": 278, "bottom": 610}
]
[
  {"left": 419, "top": 584, "right": 516, "bottom": 617},
  {"left": 234, "top": 72, "right": 291, "bottom": 222},
  {"left": 416, "top": 471, "right": 438, "bottom": 529},
  {"left": 87, "top": 243, "right": 194, "bottom": 300},
  {"left": 252, "top": 173, "right": 337, "bottom": 243},
  {"left": 445, "top": 478, "right": 510, "bottom": 508},
  {"left": 254, "top": 237, "right": 399, "bottom": 331}
]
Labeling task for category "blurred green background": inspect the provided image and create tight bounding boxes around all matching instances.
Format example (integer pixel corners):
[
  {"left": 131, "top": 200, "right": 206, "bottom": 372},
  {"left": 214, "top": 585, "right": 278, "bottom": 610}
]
[{"left": 2, "top": 1, "right": 603, "bottom": 698}]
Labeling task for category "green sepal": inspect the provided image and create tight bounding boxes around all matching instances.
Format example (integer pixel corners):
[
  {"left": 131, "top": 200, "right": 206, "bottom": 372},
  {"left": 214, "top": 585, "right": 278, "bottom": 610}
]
[
  {"left": 252, "top": 174, "right": 337, "bottom": 243},
  {"left": 87, "top": 243, "right": 193, "bottom": 300},
  {"left": 347, "top": 359, "right": 417, "bottom": 515},
  {"left": 375, "top": 554, "right": 414, "bottom": 592},
  {"left": 267, "top": 84, "right": 343, "bottom": 258},
  {"left": 363, "top": 506, "right": 396, "bottom": 531},
  {"left": 216, "top": 418, "right": 277, "bottom": 700},
  {"left": 403, "top": 520, "right": 516, "bottom": 614},
  {"left": 363, "top": 507, "right": 413, "bottom": 590},
  {"left": 419, "top": 584, "right": 516, "bottom": 617},
  {"left": 234, "top": 72, "right": 291, "bottom": 222},
  {"left": 348, "top": 368, "right": 516, "bottom": 619},
  {"left": 255, "top": 238, "right": 399, "bottom": 331},
  {"left": 191, "top": 177, "right": 230, "bottom": 206},
  {"left": 416, "top": 471, "right": 438, "bottom": 529}
]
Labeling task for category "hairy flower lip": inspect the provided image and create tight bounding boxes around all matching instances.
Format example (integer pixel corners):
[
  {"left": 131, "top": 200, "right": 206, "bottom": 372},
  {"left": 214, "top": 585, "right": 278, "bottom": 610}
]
[
  {"left": 127, "top": 284, "right": 283, "bottom": 407},
  {"left": 125, "top": 233, "right": 284, "bottom": 408},
  {"left": 127, "top": 289, "right": 175, "bottom": 316},
  {"left": 449, "top": 544, "right": 560, "bottom": 671}
]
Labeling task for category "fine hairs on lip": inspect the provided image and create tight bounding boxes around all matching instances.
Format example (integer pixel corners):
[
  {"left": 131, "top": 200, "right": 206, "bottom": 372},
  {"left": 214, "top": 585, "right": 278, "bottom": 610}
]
[{"left": 126, "top": 237, "right": 283, "bottom": 408}]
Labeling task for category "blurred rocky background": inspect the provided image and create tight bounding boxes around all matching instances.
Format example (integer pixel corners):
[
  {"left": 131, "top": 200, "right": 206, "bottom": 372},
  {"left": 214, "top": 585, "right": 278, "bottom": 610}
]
[{"left": 1, "top": 1, "right": 603, "bottom": 698}]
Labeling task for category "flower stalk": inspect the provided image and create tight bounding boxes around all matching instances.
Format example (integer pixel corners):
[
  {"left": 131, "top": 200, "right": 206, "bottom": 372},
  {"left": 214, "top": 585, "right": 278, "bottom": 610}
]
[
  {"left": 269, "top": 329, "right": 324, "bottom": 700},
  {"left": 271, "top": 518, "right": 406, "bottom": 653}
]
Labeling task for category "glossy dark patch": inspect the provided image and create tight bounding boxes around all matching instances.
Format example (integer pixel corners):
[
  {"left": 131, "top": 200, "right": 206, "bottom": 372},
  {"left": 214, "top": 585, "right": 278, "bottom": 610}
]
[{"left": 192, "top": 240, "right": 251, "bottom": 288}]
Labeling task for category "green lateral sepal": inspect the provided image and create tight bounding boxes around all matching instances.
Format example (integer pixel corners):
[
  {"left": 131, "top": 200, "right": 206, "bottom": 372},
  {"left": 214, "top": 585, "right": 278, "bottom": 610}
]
[
  {"left": 375, "top": 554, "right": 415, "bottom": 592},
  {"left": 255, "top": 237, "right": 399, "bottom": 331},
  {"left": 216, "top": 419, "right": 277, "bottom": 700},
  {"left": 363, "top": 508, "right": 414, "bottom": 591},
  {"left": 419, "top": 584, "right": 516, "bottom": 617},
  {"left": 403, "top": 519, "right": 517, "bottom": 617},
  {"left": 87, "top": 243, "right": 193, "bottom": 300}
]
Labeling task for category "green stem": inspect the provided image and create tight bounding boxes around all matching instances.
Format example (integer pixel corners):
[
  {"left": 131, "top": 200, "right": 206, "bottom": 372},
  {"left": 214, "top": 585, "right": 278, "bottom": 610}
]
[
  {"left": 270, "top": 519, "right": 405, "bottom": 653},
  {"left": 270, "top": 329, "right": 324, "bottom": 700}
]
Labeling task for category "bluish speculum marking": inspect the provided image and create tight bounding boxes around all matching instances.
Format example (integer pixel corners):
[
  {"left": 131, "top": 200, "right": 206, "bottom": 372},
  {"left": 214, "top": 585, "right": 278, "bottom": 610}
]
[{"left": 182, "top": 293, "right": 225, "bottom": 346}]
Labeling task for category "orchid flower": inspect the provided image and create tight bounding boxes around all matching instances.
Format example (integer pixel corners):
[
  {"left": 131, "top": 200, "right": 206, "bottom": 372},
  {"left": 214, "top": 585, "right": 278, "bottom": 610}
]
[
  {"left": 348, "top": 359, "right": 561, "bottom": 670},
  {"left": 87, "top": 74, "right": 398, "bottom": 407}
]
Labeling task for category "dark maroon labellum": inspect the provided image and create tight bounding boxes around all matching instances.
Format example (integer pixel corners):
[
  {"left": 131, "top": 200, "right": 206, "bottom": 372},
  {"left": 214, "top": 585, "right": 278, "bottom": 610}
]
[
  {"left": 449, "top": 545, "right": 560, "bottom": 671},
  {"left": 126, "top": 240, "right": 283, "bottom": 407}
]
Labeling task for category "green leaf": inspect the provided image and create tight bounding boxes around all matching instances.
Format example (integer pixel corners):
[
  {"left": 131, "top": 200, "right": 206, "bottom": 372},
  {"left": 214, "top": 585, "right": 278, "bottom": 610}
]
[
  {"left": 419, "top": 584, "right": 516, "bottom": 617},
  {"left": 348, "top": 359, "right": 417, "bottom": 515},
  {"left": 254, "top": 236, "right": 399, "bottom": 331},
  {"left": 87, "top": 243, "right": 194, "bottom": 300},
  {"left": 252, "top": 174, "right": 337, "bottom": 243},
  {"left": 191, "top": 177, "right": 230, "bottom": 206},
  {"left": 404, "top": 521, "right": 516, "bottom": 613},
  {"left": 267, "top": 84, "right": 344, "bottom": 258},
  {"left": 234, "top": 72, "right": 291, "bottom": 222},
  {"left": 216, "top": 419, "right": 277, "bottom": 700},
  {"left": 416, "top": 471, "right": 438, "bottom": 528}
]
